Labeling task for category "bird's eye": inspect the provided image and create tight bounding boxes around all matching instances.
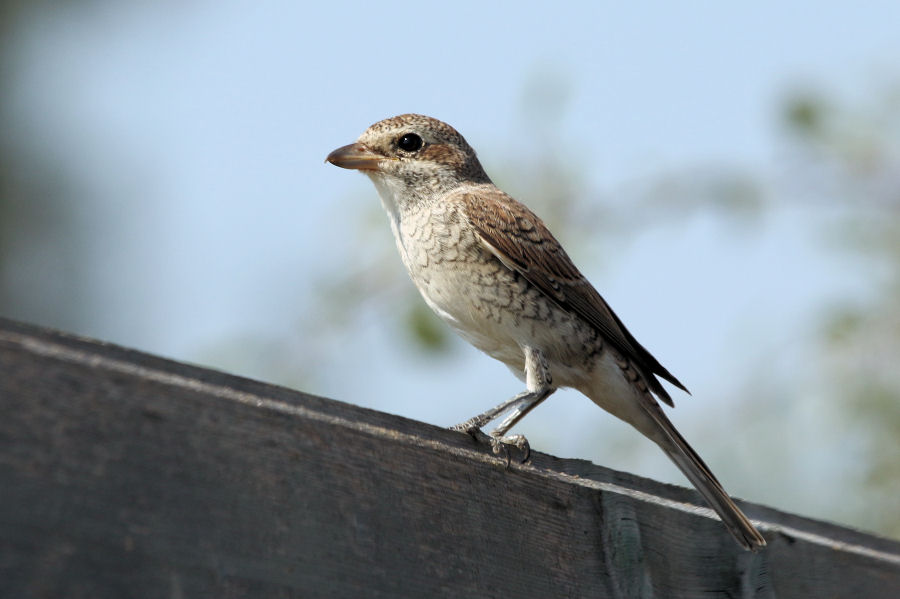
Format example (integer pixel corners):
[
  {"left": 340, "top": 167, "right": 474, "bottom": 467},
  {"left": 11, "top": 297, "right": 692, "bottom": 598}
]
[{"left": 397, "top": 133, "right": 424, "bottom": 153}]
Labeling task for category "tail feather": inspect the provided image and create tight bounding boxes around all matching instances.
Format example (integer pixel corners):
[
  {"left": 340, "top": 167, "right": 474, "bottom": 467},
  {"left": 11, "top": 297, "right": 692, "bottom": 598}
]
[{"left": 644, "top": 402, "right": 766, "bottom": 551}]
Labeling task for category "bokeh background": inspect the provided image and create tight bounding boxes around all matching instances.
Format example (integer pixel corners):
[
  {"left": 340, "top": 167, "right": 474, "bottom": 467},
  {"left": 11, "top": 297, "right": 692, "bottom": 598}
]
[{"left": 2, "top": 2, "right": 899, "bottom": 539}]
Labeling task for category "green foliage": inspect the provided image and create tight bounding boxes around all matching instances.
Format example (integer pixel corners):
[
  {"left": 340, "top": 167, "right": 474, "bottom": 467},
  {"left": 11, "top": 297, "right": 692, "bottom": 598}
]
[
  {"left": 785, "top": 94, "right": 826, "bottom": 137},
  {"left": 787, "top": 84, "right": 900, "bottom": 537},
  {"left": 823, "top": 306, "right": 864, "bottom": 345},
  {"left": 404, "top": 302, "right": 450, "bottom": 352}
]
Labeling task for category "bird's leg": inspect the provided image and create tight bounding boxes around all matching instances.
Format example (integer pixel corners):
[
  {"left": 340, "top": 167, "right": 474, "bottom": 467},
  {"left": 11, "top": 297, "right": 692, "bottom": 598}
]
[
  {"left": 450, "top": 391, "right": 533, "bottom": 433},
  {"left": 451, "top": 346, "right": 555, "bottom": 462}
]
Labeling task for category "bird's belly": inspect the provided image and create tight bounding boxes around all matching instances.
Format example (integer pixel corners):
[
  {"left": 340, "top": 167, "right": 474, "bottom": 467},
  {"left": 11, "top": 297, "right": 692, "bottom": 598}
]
[
  {"left": 411, "top": 260, "right": 599, "bottom": 387},
  {"left": 415, "top": 266, "right": 525, "bottom": 364}
]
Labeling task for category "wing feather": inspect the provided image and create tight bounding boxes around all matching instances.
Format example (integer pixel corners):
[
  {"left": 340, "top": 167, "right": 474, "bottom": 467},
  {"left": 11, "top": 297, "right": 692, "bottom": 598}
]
[{"left": 458, "top": 189, "right": 688, "bottom": 405}]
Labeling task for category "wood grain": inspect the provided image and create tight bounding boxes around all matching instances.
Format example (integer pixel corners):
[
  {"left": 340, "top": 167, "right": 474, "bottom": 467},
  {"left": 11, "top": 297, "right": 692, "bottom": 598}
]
[{"left": 1, "top": 318, "right": 898, "bottom": 598}]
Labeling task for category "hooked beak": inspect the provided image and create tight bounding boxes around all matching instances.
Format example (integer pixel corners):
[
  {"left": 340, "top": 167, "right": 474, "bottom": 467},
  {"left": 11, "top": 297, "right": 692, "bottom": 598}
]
[{"left": 326, "top": 143, "right": 383, "bottom": 171}]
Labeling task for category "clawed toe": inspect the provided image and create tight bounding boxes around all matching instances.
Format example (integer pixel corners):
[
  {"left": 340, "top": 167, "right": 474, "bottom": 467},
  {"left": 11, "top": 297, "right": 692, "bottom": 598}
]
[
  {"left": 501, "top": 434, "right": 531, "bottom": 462},
  {"left": 489, "top": 433, "right": 531, "bottom": 466},
  {"left": 450, "top": 425, "right": 531, "bottom": 465},
  {"left": 492, "top": 433, "right": 531, "bottom": 464}
]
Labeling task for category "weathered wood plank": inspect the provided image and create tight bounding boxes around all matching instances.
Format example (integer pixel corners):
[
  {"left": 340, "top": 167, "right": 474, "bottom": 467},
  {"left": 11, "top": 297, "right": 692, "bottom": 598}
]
[{"left": 1, "top": 318, "right": 898, "bottom": 598}]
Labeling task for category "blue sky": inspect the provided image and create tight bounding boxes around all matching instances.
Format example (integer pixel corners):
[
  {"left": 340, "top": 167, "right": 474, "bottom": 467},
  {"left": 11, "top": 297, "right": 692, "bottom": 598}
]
[{"left": 6, "top": 1, "right": 900, "bottom": 529}]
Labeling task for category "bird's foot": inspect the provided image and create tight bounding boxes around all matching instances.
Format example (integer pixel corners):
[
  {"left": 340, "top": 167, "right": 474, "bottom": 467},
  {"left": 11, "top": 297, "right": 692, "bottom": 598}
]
[
  {"left": 490, "top": 433, "right": 531, "bottom": 465},
  {"left": 450, "top": 423, "right": 531, "bottom": 466}
]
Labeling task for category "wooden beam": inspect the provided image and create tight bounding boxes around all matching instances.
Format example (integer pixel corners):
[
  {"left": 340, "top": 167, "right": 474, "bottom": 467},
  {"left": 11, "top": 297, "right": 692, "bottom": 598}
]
[{"left": 1, "top": 318, "right": 898, "bottom": 597}]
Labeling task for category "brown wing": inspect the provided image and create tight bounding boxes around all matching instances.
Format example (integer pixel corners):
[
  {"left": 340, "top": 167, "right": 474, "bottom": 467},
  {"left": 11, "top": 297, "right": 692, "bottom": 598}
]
[{"left": 458, "top": 189, "right": 688, "bottom": 405}]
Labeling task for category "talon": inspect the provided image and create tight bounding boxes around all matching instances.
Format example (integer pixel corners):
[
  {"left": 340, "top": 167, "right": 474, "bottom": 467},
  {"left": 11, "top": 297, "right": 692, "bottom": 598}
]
[
  {"left": 508, "top": 434, "right": 531, "bottom": 463},
  {"left": 500, "top": 434, "right": 531, "bottom": 463},
  {"left": 490, "top": 437, "right": 512, "bottom": 468},
  {"left": 488, "top": 433, "right": 531, "bottom": 466},
  {"left": 451, "top": 423, "right": 529, "bottom": 467}
]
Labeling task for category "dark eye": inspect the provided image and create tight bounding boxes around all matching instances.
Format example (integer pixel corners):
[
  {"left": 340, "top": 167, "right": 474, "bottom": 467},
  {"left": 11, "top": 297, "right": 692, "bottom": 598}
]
[{"left": 397, "top": 133, "right": 424, "bottom": 153}]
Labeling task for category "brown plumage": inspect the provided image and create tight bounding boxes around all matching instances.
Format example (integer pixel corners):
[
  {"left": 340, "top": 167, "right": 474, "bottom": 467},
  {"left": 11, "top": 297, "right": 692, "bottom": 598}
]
[
  {"left": 459, "top": 190, "right": 687, "bottom": 406},
  {"left": 327, "top": 113, "right": 765, "bottom": 550}
]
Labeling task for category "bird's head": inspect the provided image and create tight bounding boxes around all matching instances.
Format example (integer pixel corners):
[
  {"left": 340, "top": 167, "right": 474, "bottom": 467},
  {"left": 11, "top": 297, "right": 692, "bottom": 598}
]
[{"left": 327, "top": 114, "right": 491, "bottom": 206}]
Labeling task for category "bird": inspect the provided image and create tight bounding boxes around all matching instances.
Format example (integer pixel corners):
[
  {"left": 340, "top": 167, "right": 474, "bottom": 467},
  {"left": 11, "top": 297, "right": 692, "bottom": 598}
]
[{"left": 326, "top": 113, "right": 766, "bottom": 551}]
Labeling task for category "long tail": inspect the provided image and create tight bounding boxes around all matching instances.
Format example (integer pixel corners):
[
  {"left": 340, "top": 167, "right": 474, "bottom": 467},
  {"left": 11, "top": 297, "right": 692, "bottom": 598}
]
[{"left": 642, "top": 401, "right": 766, "bottom": 551}]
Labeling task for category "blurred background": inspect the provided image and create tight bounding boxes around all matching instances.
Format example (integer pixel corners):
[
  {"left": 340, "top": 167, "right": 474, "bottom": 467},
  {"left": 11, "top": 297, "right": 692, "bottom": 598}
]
[{"left": 2, "top": 1, "right": 898, "bottom": 539}]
